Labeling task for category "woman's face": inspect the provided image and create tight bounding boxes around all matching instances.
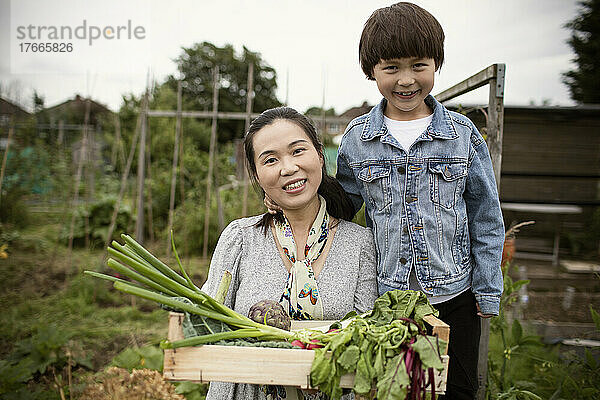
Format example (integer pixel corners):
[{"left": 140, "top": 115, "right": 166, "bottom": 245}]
[{"left": 252, "top": 119, "right": 323, "bottom": 213}]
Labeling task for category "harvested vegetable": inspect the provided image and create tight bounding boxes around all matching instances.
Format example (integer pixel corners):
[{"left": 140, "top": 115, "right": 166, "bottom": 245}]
[
  {"left": 248, "top": 299, "right": 291, "bottom": 331},
  {"left": 86, "top": 233, "right": 446, "bottom": 400}
]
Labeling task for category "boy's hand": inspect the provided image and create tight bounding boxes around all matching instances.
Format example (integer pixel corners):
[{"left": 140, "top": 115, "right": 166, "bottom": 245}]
[
  {"left": 264, "top": 194, "right": 282, "bottom": 215},
  {"left": 476, "top": 302, "right": 494, "bottom": 318}
]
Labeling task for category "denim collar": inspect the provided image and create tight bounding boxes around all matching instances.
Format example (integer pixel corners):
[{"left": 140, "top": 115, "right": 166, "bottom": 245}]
[{"left": 360, "top": 95, "right": 459, "bottom": 141}]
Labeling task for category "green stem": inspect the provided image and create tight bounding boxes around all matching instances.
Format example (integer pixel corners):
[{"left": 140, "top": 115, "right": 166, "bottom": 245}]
[
  {"left": 170, "top": 230, "right": 202, "bottom": 293},
  {"left": 107, "top": 258, "right": 178, "bottom": 296},
  {"left": 84, "top": 270, "right": 145, "bottom": 288},
  {"left": 120, "top": 234, "right": 190, "bottom": 288},
  {"left": 107, "top": 247, "right": 204, "bottom": 303},
  {"left": 113, "top": 281, "right": 293, "bottom": 340},
  {"left": 215, "top": 270, "right": 232, "bottom": 304},
  {"left": 160, "top": 328, "right": 260, "bottom": 348},
  {"left": 112, "top": 241, "right": 156, "bottom": 271}
]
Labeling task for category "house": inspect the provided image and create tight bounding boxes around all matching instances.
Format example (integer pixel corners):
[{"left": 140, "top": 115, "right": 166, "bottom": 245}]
[
  {"left": 0, "top": 97, "right": 32, "bottom": 149},
  {"left": 0, "top": 96, "right": 31, "bottom": 126},
  {"left": 42, "top": 94, "right": 112, "bottom": 126}
]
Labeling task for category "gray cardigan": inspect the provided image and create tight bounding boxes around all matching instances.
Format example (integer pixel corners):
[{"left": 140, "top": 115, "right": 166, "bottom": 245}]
[{"left": 201, "top": 215, "right": 378, "bottom": 400}]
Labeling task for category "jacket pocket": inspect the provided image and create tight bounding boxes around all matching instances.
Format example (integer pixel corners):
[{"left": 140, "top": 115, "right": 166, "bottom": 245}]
[
  {"left": 428, "top": 161, "right": 467, "bottom": 209},
  {"left": 357, "top": 164, "right": 392, "bottom": 211}
]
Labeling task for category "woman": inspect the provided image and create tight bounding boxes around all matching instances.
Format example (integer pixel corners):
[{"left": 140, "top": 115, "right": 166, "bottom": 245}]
[{"left": 201, "top": 107, "right": 378, "bottom": 400}]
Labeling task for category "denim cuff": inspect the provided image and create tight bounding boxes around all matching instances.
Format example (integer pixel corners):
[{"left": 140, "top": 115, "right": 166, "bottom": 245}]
[{"left": 474, "top": 293, "right": 500, "bottom": 316}]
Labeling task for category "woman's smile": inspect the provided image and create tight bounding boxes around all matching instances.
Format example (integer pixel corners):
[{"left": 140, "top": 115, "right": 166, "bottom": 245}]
[
  {"left": 283, "top": 178, "right": 306, "bottom": 192},
  {"left": 252, "top": 119, "right": 323, "bottom": 213}
]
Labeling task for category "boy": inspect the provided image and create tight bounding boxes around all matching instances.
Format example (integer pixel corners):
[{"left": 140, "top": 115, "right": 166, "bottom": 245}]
[{"left": 336, "top": 3, "right": 505, "bottom": 399}]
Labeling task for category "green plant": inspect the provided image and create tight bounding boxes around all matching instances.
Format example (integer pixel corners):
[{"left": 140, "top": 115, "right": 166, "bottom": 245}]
[
  {"left": 110, "top": 345, "right": 164, "bottom": 372},
  {"left": 59, "top": 196, "right": 134, "bottom": 249},
  {"left": 486, "top": 261, "right": 547, "bottom": 399},
  {"left": 488, "top": 264, "right": 600, "bottom": 399},
  {"left": 174, "top": 381, "right": 208, "bottom": 400},
  {"left": 0, "top": 324, "right": 92, "bottom": 399}
]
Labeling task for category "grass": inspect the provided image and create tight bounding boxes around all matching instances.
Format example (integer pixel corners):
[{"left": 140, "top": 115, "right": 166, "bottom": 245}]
[{"left": 0, "top": 212, "right": 211, "bottom": 398}]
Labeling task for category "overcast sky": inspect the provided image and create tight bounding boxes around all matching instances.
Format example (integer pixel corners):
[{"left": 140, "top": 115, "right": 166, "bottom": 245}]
[{"left": 0, "top": 0, "right": 579, "bottom": 113}]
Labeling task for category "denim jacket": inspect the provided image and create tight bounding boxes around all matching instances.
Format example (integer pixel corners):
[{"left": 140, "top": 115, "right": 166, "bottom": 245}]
[{"left": 336, "top": 95, "right": 504, "bottom": 315}]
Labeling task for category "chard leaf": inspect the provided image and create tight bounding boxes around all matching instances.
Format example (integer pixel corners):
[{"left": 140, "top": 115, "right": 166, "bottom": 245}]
[
  {"left": 368, "top": 290, "right": 438, "bottom": 326},
  {"left": 312, "top": 357, "right": 342, "bottom": 400},
  {"left": 353, "top": 356, "right": 373, "bottom": 394},
  {"left": 376, "top": 354, "right": 409, "bottom": 399},
  {"left": 360, "top": 340, "right": 375, "bottom": 379},
  {"left": 329, "top": 329, "right": 353, "bottom": 356},
  {"left": 373, "top": 345, "right": 386, "bottom": 377},
  {"left": 412, "top": 335, "right": 444, "bottom": 370},
  {"left": 337, "top": 345, "right": 360, "bottom": 371},
  {"left": 310, "top": 348, "right": 336, "bottom": 387}
]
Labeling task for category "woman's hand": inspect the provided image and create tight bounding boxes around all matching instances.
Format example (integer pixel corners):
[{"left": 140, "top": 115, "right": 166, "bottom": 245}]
[{"left": 264, "top": 194, "right": 282, "bottom": 214}]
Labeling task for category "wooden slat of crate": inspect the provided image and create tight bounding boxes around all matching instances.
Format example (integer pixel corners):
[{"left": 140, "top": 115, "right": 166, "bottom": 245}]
[{"left": 163, "top": 312, "right": 448, "bottom": 392}]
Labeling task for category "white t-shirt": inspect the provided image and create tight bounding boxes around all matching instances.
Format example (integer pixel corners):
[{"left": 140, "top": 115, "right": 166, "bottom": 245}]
[
  {"left": 384, "top": 114, "right": 433, "bottom": 152},
  {"left": 384, "top": 113, "right": 470, "bottom": 305}
]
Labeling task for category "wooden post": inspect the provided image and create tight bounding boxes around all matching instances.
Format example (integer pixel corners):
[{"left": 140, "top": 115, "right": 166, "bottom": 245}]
[
  {"left": 179, "top": 115, "right": 185, "bottom": 205},
  {"left": 242, "top": 62, "right": 254, "bottom": 217},
  {"left": 104, "top": 97, "right": 145, "bottom": 250},
  {"left": 135, "top": 92, "right": 149, "bottom": 244},
  {"left": 476, "top": 63, "right": 505, "bottom": 400},
  {"left": 216, "top": 184, "right": 225, "bottom": 232},
  {"left": 146, "top": 121, "right": 154, "bottom": 242},
  {"left": 111, "top": 115, "right": 123, "bottom": 168},
  {"left": 83, "top": 100, "right": 92, "bottom": 248},
  {"left": 67, "top": 100, "right": 91, "bottom": 260},
  {"left": 0, "top": 119, "right": 14, "bottom": 210},
  {"left": 57, "top": 120, "right": 64, "bottom": 146},
  {"left": 167, "top": 81, "right": 183, "bottom": 255},
  {"left": 202, "top": 67, "right": 219, "bottom": 259}
]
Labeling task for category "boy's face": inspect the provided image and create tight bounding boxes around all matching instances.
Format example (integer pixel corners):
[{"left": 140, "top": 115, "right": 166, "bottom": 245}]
[{"left": 372, "top": 57, "right": 435, "bottom": 121}]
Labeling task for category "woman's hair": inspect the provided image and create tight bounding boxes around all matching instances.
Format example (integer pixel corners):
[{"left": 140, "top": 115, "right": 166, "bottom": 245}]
[
  {"left": 244, "top": 107, "right": 355, "bottom": 231},
  {"left": 359, "top": 2, "right": 445, "bottom": 79}
]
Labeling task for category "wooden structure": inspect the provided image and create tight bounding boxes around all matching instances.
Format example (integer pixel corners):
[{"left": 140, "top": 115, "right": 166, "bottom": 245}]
[
  {"left": 458, "top": 104, "right": 600, "bottom": 261},
  {"left": 164, "top": 312, "right": 449, "bottom": 394},
  {"left": 434, "top": 63, "right": 505, "bottom": 400}
]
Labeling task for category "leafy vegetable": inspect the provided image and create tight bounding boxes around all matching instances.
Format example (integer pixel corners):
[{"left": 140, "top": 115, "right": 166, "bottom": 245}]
[
  {"left": 309, "top": 290, "right": 445, "bottom": 400},
  {"left": 86, "top": 234, "right": 446, "bottom": 399}
]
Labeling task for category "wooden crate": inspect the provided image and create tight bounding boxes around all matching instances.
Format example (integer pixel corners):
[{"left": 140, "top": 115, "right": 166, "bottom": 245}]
[{"left": 163, "top": 312, "right": 449, "bottom": 393}]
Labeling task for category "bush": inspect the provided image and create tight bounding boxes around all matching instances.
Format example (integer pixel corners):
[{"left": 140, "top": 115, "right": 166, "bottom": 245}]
[{"left": 59, "top": 196, "right": 134, "bottom": 249}]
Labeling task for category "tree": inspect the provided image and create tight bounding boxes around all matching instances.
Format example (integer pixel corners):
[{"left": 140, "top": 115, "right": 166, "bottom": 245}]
[
  {"left": 305, "top": 106, "right": 336, "bottom": 116},
  {"left": 563, "top": 0, "right": 600, "bottom": 103},
  {"left": 32, "top": 91, "right": 45, "bottom": 114},
  {"left": 166, "top": 42, "right": 282, "bottom": 142}
]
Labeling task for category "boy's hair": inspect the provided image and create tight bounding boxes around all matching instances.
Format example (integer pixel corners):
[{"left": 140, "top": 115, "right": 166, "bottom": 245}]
[{"left": 359, "top": 2, "right": 445, "bottom": 80}]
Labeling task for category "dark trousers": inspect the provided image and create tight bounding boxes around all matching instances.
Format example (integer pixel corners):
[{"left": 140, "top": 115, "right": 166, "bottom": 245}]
[{"left": 433, "top": 290, "right": 481, "bottom": 400}]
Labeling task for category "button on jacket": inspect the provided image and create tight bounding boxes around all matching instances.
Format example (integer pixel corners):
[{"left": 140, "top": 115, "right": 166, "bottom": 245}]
[{"left": 336, "top": 95, "right": 504, "bottom": 315}]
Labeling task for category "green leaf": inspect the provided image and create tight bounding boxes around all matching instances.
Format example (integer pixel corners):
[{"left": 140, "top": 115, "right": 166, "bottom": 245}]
[
  {"left": 373, "top": 345, "right": 386, "bottom": 378},
  {"left": 590, "top": 305, "right": 600, "bottom": 331},
  {"left": 337, "top": 345, "right": 360, "bottom": 371},
  {"left": 376, "top": 354, "right": 409, "bottom": 400},
  {"left": 110, "top": 347, "right": 141, "bottom": 371},
  {"left": 511, "top": 319, "right": 523, "bottom": 344},
  {"left": 310, "top": 348, "right": 335, "bottom": 387},
  {"left": 584, "top": 348, "right": 597, "bottom": 369},
  {"left": 136, "top": 345, "right": 164, "bottom": 371},
  {"left": 412, "top": 335, "right": 444, "bottom": 370},
  {"left": 519, "top": 335, "right": 542, "bottom": 347},
  {"left": 353, "top": 356, "right": 373, "bottom": 395}
]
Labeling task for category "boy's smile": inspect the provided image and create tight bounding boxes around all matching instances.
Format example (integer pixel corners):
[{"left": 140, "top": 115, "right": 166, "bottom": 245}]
[{"left": 373, "top": 57, "right": 435, "bottom": 121}]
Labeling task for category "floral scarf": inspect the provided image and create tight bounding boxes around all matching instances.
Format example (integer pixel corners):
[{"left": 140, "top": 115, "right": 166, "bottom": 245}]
[{"left": 275, "top": 195, "right": 328, "bottom": 321}]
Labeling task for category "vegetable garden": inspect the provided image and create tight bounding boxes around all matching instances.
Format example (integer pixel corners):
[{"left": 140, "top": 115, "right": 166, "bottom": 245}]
[{"left": 1, "top": 42, "right": 599, "bottom": 400}]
